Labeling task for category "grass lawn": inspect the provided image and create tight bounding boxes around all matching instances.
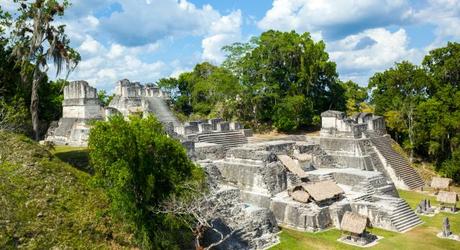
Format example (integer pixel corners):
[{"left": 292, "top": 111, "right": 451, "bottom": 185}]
[
  {"left": 0, "top": 132, "right": 134, "bottom": 248},
  {"left": 271, "top": 190, "right": 460, "bottom": 250}
]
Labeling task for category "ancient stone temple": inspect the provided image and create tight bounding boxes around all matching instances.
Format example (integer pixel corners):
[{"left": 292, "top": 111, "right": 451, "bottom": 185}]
[
  {"left": 45, "top": 81, "right": 104, "bottom": 146},
  {"left": 319, "top": 111, "right": 424, "bottom": 190},
  {"left": 45, "top": 80, "right": 253, "bottom": 150},
  {"left": 108, "top": 79, "right": 180, "bottom": 126},
  {"left": 46, "top": 81, "right": 427, "bottom": 247}
]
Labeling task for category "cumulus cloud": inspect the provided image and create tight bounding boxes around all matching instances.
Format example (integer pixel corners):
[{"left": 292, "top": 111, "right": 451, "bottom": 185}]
[
  {"left": 201, "top": 10, "right": 242, "bottom": 63},
  {"left": 329, "top": 28, "right": 422, "bottom": 84},
  {"left": 66, "top": 35, "right": 167, "bottom": 90},
  {"left": 67, "top": 35, "right": 166, "bottom": 91},
  {"left": 258, "top": 0, "right": 413, "bottom": 39},
  {"left": 412, "top": 0, "right": 460, "bottom": 48},
  {"left": 56, "top": 0, "right": 243, "bottom": 90},
  {"left": 97, "top": 0, "right": 221, "bottom": 46}
]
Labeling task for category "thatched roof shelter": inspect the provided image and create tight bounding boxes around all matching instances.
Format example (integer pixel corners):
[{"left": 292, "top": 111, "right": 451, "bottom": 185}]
[
  {"left": 431, "top": 177, "right": 452, "bottom": 190},
  {"left": 290, "top": 189, "right": 311, "bottom": 203},
  {"left": 277, "top": 154, "right": 308, "bottom": 178},
  {"left": 293, "top": 153, "right": 312, "bottom": 162},
  {"left": 340, "top": 211, "right": 368, "bottom": 235},
  {"left": 301, "top": 180, "right": 344, "bottom": 202},
  {"left": 437, "top": 191, "right": 459, "bottom": 204}
]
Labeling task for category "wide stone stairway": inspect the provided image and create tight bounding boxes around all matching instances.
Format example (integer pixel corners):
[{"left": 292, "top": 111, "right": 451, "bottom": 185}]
[
  {"left": 144, "top": 96, "right": 181, "bottom": 126},
  {"left": 370, "top": 135, "right": 424, "bottom": 190},
  {"left": 197, "top": 131, "right": 248, "bottom": 150},
  {"left": 390, "top": 199, "right": 423, "bottom": 232}
]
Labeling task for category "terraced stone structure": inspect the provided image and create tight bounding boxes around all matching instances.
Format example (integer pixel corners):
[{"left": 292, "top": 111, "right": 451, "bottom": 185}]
[
  {"left": 197, "top": 110, "right": 426, "bottom": 242},
  {"left": 45, "top": 80, "right": 252, "bottom": 150},
  {"left": 319, "top": 110, "right": 424, "bottom": 190},
  {"left": 45, "top": 81, "right": 104, "bottom": 146},
  {"left": 47, "top": 82, "right": 426, "bottom": 247}
]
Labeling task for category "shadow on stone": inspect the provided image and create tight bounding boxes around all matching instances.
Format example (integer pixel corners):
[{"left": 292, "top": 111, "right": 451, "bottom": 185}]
[{"left": 202, "top": 218, "right": 249, "bottom": 250}]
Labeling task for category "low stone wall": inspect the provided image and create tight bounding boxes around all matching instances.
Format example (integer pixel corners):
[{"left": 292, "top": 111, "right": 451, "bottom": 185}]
[
  {"left": 320, "top": 137, "right": 361, "bottom": 155},
  {"left": 270, "top": 194, "right": 332, "bottom": 232},
  {"left": 351, "top": 201, "right": 394, "bottom": 231},
  {"left": 194, "top": 142, "right": 225, "bottom": 160}
]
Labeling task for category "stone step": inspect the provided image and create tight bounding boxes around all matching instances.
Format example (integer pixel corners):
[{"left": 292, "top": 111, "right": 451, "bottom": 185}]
[
  {"left": 370, "top": 136, "right": 424, "bottom": 190},
  {"left": 389, "top": 200, "right": 423, "bottom": 232},
  {"left": 394, "top": 218, "right": 423, "bottom": 232}
]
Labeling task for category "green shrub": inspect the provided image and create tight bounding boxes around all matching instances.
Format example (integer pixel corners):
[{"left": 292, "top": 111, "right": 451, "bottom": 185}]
[
  {"left": 439, "top": 151, "right": 460, "bottom": 183},
  {"left": 0, "top": 96, "right": 32, "bottom": 134},
  {"left": 88, "top": 115, "right": 203, "bottom": 249}
]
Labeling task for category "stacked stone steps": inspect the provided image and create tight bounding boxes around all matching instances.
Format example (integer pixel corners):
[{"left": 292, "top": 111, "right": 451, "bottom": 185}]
[
  {"left": 197, "top": 131, "right": 248, "bottom": 150},
  {"left": 353, "top": 181, "right": 375, "bottom": 202},
  {"left": 358, "top": 141, "right": 388, "bottom": 176},
  {"left": 144, "top": 97, "right": 180, "bottom": 126},
  {"left": 370, "top": 136, "right": 424, "bottom": 190},
  {"left": 390, "top": 200, "right": 423, "bottom": 232}
]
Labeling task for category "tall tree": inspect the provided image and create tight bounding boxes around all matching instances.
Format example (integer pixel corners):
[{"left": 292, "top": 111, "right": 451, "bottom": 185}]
[
  {"left": 158, "top": 62, "right": 240, "bottom": 118},
  {"left": 340, "top": 80, "right": 368, "bottom": 116},
  {"left": 11, "top": 0, "right": 80, "bottom": 139},
  {"left": 224, "top": 30, "right": 344, "bottom": 130},
  {"left": 369, "top": 61, "right": 430, "bottom": 162}
]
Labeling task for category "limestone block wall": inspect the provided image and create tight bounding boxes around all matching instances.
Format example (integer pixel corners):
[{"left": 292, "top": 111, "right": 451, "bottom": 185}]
[
  {"left": 270, "top": 196, "right": 332, "bottom": 232},
  {"left": 63, "top": 81, "right": 97, "bottom": 99},
  {"left": 320, "top": 137, "right": 362, "bottom": 155},
  {"left": 63, "top": 105, "right": 103, "bottom": 120},
  {"left": 351, "top": 202, "right": 394, "bottom": 231}
]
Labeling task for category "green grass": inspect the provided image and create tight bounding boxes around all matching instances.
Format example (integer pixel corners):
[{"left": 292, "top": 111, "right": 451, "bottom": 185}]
[
  {"left": 272, "top": 190, "right": 460, "bottom": 250},
  {"left": 52, "top": 146, "right": 92, "bottom": 174},
  {"left": 0, "top": 132, "right": 135, "bottom": 249}
]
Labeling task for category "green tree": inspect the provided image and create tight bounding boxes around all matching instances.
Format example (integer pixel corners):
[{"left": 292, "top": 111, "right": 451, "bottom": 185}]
[
  {"left": 340, "top": 80, "right": 368, "bottom": 116},
  {"left": 97, "top": 89, "right": 114, "bottom": 107},
  {"left": 224, "top": 30, "right": 344, "bottom": 130},
  {"left": 369, "top": 61, "right": 430, "bottom": 161},
  {"left": 369, "top": 42, "right": 460, "bottom": 180},
  {"left": 10, "top": 0, "right": 80, "bottom": 140},
  {"left": 157, "top": 62, "right": 240, "bottom": 118},
  {"left": 89, "top": 115, "right": 203, "bottom": 249}
]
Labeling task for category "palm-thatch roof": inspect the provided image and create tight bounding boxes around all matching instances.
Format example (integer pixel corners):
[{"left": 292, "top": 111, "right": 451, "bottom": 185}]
[
  {"left": 290, "top": 189, "right": 310, "bottom": 203},
  {"left": 437, "top": 191, "right": 459, "bottom": 204},
  {"left": 340, "top": 211, "right": 368, "bottom": 235},
  {"left": 277, "top": 154, "right": 308, "bottom": 178},
  {"left": 293, "top": 153, "right": 312, "bottom": 162},
  {"left": 301, "top": 180, "right": 344, "bottom": 202},
  {"left": 431, "top": 177, "right": 452, "bottom": 189}
]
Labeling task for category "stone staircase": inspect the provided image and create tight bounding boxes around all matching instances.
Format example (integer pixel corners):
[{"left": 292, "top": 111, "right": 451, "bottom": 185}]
[
  {"left": 307, "top": 172, "right": 335, "bottom": 182},
  {"left": 353, "top": 180, "right": 375, "bottom": 202},
  {"left": 144, "top": 96, "right": 181, "bottom": 126},
  {"left": 390, "top": 199, "right": 423, "bottom": 232},
  {"left": 197, "top": 131, "right": 248, "bottom": 150},
  {"left": 369, "top": 136, "right": 424, "bottom": 190}
]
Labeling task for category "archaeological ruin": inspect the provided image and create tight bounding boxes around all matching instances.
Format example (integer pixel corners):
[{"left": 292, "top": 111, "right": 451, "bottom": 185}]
[{"left": 45, "top": 80, "right": 428, "bottom": 249}]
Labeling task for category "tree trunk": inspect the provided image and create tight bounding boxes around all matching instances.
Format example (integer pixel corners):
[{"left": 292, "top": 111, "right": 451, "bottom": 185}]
[{"left": 30, "top": 69, "right": 42, "bottom": 140}]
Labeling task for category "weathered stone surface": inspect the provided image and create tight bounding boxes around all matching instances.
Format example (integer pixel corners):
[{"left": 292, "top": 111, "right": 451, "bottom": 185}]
[{"left": 195, "top": 142, "right": 225, "bottom": 160}]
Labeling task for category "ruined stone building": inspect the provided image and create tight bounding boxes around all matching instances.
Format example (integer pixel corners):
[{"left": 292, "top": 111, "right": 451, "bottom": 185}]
[{"left": 46, "top": 80, "right": 427, "bottom": 249}]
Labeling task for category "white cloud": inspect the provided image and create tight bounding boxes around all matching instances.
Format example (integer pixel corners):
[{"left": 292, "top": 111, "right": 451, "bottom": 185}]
[
  {"left": 67, "top": 35, "right": 166, "bottom": 91},
  {"left": 258, "top": 0, "right": 412, "bottom": 39},
  {"left": 412, "top": 0, "right": 460, "bottom": 48},
  {"left": 329, "top": 28, "right": 422, "bottom": 84},
  {"left": 201, "top": 10, "right": 242, "bottom": 64},
  {"left": 99, "top": 0, "right": 221, "bottom": 46},
  {"left": 79, "top": 36, "right": 104, "bottom": 55}
]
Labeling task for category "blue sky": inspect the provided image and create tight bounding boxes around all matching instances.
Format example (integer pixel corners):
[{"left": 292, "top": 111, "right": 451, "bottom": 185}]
[{"left": 2, "top": 0, "right": 460, "bottom": 91}]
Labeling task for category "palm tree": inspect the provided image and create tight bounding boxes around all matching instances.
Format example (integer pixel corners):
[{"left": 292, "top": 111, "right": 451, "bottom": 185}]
[{"left": 11, "top": 0, "right": 80, "bottom": 140}]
